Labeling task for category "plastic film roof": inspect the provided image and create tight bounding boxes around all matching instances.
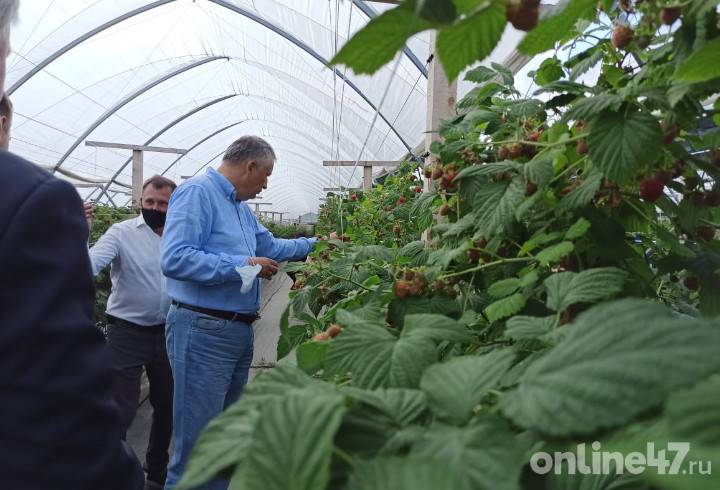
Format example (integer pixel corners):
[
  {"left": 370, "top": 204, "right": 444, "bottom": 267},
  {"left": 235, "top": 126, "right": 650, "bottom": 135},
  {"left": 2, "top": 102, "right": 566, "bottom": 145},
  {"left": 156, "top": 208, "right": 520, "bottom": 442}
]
[{"left": 7, "top": 0, "right": 530, "bottom": 216}]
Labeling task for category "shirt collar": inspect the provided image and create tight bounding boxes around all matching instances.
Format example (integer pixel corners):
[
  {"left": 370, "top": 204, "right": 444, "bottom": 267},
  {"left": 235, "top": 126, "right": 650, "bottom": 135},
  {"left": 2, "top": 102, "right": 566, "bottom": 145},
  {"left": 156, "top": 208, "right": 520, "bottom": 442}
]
[
  {"left": 135, "top": 214, "right": 146, "bottom": 228},
  {"left": 207, "top": 167, "right": 238, "bottom": 201}
]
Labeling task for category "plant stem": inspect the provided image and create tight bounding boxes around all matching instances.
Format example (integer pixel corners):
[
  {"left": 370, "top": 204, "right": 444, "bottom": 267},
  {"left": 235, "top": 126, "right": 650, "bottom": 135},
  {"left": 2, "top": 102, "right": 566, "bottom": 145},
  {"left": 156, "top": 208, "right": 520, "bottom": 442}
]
[
  {"left": 327, "top": 272, "right": 371, "bottom": 291},
  {"left": 470, "top": 339, "right": 513, "bottom": 347},
  {"left": 473, "top": 134, "right": 587, "bottom": 149},
  {"left": 333, "top": 447, "right": 355, "bottom": 468},
  {"left": 624, "top": 198, "right": 657, "bottom": 223},
  {"left": 656, "top": 277, "right": 665, "bottom": 296},
  {"left": 440, "top": 257, "right": 536, "bottom": 280},
  {"left": 550, "top": 159, "right": 584, "bottom": 184},
  {"left": 463, "top": 271, "right": 477, "bottom": 311},
  {"left": 469, "top": 246, "right": 503, "bottom": 261}
]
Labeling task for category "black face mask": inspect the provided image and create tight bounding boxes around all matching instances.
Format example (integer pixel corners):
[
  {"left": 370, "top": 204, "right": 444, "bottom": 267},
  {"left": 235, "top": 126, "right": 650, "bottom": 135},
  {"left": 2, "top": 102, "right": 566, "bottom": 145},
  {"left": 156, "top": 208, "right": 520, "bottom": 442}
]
[{"left": 141, "top": 208, "right": 167, "bottom": 230}]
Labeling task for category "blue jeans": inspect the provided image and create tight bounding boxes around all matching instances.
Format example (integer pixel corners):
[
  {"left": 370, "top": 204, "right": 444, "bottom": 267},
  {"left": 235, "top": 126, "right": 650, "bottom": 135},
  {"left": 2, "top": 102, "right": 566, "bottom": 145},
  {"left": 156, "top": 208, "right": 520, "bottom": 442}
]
[{"left": 164, "top": 305, "right": 254, "bottom": 490}]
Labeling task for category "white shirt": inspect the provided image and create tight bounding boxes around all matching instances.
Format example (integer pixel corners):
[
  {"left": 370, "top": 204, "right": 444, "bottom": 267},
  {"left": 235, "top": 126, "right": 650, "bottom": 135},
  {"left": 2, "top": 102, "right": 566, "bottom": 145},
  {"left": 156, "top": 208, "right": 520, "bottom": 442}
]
[{"left": 89, "top": 215, "right": 170, "bottom": 326}]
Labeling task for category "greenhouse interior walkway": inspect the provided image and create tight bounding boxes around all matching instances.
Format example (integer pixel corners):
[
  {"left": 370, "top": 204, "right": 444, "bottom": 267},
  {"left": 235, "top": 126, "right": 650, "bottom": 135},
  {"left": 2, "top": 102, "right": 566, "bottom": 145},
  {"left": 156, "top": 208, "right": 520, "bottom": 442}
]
[{"left": 127, "top": 269, "right": 292, "bottom": 462}]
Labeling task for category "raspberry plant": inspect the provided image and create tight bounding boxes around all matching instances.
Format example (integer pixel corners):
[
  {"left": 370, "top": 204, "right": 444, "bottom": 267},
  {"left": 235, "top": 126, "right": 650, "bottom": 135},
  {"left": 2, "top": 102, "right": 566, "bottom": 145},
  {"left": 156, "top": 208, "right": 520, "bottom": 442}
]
[
  {"left": 315, "top": 161, "right": 426, "bottom": 247},
  {"left": 179, "top": 2, "right": 720, "bottom": 490}
]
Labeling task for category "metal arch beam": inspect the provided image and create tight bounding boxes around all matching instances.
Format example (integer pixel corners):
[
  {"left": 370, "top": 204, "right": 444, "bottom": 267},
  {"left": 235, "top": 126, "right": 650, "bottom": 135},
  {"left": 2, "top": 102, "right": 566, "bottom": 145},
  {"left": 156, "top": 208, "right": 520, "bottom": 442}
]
[
  {"left": 190, "top": 149, "right": 225, "bottom": 177},
  {"left": 160, "top": 121, "right": 248, "bottom": 176},
  {"left": 161, "top": 119, "right": 339, "bottom": 180},
  {"left": 74, "top": 88, "right": 376, "bottom": 194},
  {"left": 351, "top": 0, "right": 428, "bottom": 78},
  {"left": 185, "top": 136, "right": 332, "bottom": 183},
  {"left": 163, "top": 134, "right": 343, "bottom": 201},
  {"left": 222, "top": 94, "right": 374, "bottom": 159},
  {"left": 191, "top": 143, "right": 337, "bottom": 181},
  {"left": 11, "top": 0, "right": 413, "bottom": 156},
  {"left": 53, "top": 55, "right": 227, "bottom": 173},
  {"left": 8, "top": 0, "right": 177, "bottom": 95},
  {"left": 207, "top": 0, "right": 413, "bottom": 153},
  {"left": 235, "top": 59, "right": 403, "bottom": 155},
  {"left": 89, "top": 93, "right": 239, "bottom": 202},
  {"left": 90, "top": 93, "right": 349, "bottom": 202},
  {"left": 162, "top": 117, "right": 354, "bottom": 183},
  {"left": 157, "top": 99, "right": 379, "bottom": 179}
]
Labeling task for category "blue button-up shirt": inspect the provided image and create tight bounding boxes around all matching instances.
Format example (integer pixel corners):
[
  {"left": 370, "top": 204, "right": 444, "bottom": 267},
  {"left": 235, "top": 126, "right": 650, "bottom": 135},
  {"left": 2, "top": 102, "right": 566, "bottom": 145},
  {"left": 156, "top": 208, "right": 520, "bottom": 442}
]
[{"left": 161, "top": 167, "right": 315, "bottom": 314}]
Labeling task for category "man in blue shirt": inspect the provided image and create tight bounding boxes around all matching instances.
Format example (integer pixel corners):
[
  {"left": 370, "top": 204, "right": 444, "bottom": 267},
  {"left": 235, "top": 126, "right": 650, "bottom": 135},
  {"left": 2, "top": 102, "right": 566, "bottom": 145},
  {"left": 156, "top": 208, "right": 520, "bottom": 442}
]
[{"left": 161, "top": 135, "right": 316, "bottom": 490}]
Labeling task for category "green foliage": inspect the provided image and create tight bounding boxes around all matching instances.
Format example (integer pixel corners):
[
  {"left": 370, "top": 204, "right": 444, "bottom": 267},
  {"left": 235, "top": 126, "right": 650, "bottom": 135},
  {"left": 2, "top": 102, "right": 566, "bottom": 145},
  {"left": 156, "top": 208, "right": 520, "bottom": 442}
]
[
  {"left": 184, "top": 2, "right": 720, "bottom": 488},
  {"left": 533, "top": 57, "right": 564, "bottom": 86},
  {"left": 588, "top": 108, "right": 662, "bottom": 182},
  {"left": 435, "top": 2, "right": 506, "bottom": 81},
  {"left": 325, "top": 312, "right": 470, "bottom": 389},
  {"left": 315, "top": 162, "right": 424, "bottom": 247},
  {"left": 518, "top": 0, "right": 597, "bottom": 55},
  {"left": 237, "top": 390, "right": 345, "bottom": 490},
  {"left": 674, "top": 37, "right": 720, "bottom": 82},
  {"left": 543, "top": 267, "right": 627, "bottom": 311},
  {"left": 484, "top": 292, "right": 526, "bottom": 322},
  {"left": 260, "top": 219, "right": 313, "bottom": 239},
  {"left": 419, "top": 349, "right": 513, "bottom": 423},
  {"left": 347, "top": 457, "right": 450, "bottom": 490},
  {"left": 410, "top": 419, "right": 532, "bottom": 490},
  {"left": 500, "top": 300, "right": 720, "bottom": 436},
  {"left": 666, "top": 375, "right": 720, "bottom": 446},
  {"left": 330, "top": 5, "right": 432, "bottom": 75}
]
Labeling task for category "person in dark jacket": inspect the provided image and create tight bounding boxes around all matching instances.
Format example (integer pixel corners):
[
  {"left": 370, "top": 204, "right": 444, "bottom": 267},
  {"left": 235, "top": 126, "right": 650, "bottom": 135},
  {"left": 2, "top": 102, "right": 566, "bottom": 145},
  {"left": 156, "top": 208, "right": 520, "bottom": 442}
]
[
  {"left": 0, "top": 1, "right": 143, "bottom": 488},
  {"left": 0, "top": 151, "right": 145, "bottom": 490}
]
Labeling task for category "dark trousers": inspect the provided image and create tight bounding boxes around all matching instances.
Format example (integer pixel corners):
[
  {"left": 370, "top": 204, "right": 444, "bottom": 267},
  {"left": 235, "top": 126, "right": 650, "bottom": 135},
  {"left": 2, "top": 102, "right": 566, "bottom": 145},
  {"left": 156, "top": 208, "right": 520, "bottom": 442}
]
[{"left": 107, "top": 318, "right": 173, "bottom": 485}]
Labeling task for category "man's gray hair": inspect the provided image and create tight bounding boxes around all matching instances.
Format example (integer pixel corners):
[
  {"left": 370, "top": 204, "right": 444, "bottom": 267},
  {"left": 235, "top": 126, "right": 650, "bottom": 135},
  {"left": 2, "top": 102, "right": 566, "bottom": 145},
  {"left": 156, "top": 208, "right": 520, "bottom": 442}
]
[
  {"left": 0, "top": 0, "right": 19, "bottom": 40},
  {"left": 223, "top": 136, "right": 276, "bottom": 166}
]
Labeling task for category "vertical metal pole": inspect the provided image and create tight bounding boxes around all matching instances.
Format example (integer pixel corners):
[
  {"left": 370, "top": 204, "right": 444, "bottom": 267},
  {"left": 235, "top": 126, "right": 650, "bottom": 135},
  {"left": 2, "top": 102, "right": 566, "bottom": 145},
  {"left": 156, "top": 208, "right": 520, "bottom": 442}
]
[{"left": 132, "top": 149, "right": 144, "bottom": 208}]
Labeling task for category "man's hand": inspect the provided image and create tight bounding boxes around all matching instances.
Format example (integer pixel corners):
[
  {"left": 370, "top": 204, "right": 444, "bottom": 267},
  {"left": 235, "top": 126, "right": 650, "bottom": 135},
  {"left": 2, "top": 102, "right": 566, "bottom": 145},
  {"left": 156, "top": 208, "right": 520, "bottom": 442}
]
[
  {"left": 83, "top": 202, "right": 93, "bottom": 230},
  {"left": 248, "top": 257, "right": 279, "bottom": 280}
]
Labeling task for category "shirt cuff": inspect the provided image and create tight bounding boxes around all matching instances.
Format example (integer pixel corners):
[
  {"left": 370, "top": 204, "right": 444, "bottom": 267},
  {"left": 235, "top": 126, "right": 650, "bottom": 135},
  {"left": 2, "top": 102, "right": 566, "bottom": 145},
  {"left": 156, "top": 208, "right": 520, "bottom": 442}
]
[{"left": 218, "top": 253, "right": 250, "bottom": 280}]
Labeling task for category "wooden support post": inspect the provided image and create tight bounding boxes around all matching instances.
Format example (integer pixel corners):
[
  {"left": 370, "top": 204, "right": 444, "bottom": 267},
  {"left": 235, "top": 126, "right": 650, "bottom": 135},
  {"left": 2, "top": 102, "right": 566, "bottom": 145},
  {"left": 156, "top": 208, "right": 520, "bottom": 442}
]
[
  {"left": 323, "top": 187, "right": 361, "bottom": 192},
  {"left": 248, "top": 202, "right": 272, "bottom": 218},
  {"left": 363, "top": 166, "right": 373, "bottom": 190},
  {"left": 423, "top": 33, "right": 457, "bottom": 242},
  {"left": 132, "top": 150, "right": 143, "bottom": 208},
  {"left": 323, "top": 161, "right": 400, "bottom": 191},
  {"left": 425, "top": 33, "right": 457, "bottom": 184},
  {"left": 85, "top": 140, "right": 187, "bottom": 208}
]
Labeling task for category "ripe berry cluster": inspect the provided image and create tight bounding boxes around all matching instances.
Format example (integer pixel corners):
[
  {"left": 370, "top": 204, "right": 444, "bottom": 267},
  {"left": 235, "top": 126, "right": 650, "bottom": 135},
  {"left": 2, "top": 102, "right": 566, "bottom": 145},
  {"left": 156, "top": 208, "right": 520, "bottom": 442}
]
[{"left": 393, "top": 269, "right": 429, "bottom": 299}]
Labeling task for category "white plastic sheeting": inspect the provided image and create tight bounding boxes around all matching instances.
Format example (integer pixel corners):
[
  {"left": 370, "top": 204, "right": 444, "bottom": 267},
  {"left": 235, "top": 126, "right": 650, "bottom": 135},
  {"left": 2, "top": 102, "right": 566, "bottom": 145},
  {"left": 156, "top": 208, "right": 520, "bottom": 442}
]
[{"left": 7, "top": 0, "right": 530, "bottom": 216}]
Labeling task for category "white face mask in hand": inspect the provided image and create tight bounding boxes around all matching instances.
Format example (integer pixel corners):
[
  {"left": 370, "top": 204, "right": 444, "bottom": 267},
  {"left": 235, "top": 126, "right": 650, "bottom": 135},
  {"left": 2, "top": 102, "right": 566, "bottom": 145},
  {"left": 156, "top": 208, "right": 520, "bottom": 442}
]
[{"left": 235, "top": 264, "right": 262, "bottom": 294}]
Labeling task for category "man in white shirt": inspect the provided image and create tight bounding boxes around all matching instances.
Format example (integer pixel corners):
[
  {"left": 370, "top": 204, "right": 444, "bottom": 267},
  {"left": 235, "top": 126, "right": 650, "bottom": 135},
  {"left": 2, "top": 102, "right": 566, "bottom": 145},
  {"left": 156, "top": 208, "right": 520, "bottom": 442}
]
[{"left": 88, "top": 175, "right": 176, "bottom": 490}]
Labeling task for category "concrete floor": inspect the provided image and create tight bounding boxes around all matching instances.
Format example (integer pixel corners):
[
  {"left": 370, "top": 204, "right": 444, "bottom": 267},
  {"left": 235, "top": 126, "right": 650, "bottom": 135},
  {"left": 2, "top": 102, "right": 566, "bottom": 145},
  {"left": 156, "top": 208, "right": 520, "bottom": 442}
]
[{"left": 127, "top": 272, "right": 292, "bottom": 462}]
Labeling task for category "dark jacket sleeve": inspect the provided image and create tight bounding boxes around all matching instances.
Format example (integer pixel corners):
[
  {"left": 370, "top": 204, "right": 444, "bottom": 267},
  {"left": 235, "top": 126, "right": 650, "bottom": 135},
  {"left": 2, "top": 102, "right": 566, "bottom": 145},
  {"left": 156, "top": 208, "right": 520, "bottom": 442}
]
[{"left": 0, "top": 176, "right": 143, "bottom": 490}]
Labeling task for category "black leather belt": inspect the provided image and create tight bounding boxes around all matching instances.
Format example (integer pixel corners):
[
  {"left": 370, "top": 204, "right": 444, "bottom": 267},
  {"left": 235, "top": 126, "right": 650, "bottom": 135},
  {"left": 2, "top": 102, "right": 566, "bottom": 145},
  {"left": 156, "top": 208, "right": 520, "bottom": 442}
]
[
  {"left": 172, "top": 300, "right": 258, "bottom": 324},
  {"left": 108, "top": 316, "right": 164, "bottom": 330}
]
